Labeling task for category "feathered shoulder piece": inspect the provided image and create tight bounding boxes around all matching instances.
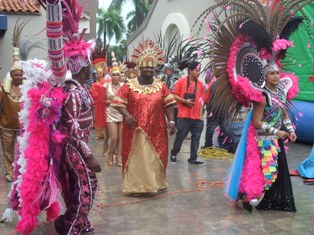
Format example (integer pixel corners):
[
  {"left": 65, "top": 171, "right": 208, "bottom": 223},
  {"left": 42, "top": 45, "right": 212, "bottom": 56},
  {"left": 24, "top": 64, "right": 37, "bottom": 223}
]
[{"left": 193, "top": 0, "right": 312, "bottom": 120}]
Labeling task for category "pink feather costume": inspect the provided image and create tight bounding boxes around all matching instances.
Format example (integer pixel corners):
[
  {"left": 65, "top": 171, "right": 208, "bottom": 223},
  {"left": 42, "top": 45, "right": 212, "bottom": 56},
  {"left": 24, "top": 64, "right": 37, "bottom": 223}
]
[{"left": 192, "top": 0, "right": 310, "bottom": 212}]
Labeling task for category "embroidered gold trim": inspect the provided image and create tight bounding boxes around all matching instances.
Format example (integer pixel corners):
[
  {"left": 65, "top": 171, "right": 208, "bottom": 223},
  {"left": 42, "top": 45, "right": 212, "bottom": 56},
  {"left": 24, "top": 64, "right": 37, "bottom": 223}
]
[
  {"left": 113, "top": 96, "right": 128, "bottom": 105},
  {"left": 128, "top": 78, "right": 163, "bottom": 94}
]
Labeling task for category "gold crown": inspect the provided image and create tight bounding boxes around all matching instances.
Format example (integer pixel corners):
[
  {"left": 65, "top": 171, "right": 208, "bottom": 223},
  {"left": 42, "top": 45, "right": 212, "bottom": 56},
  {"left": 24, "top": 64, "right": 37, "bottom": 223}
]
[{"left": 131, "top": 40, "right": 164, "bottom": 68}]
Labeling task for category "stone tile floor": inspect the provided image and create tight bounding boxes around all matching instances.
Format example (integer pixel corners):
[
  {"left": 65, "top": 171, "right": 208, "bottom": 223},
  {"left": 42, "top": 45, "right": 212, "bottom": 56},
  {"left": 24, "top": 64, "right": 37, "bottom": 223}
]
[{"left": 0, "top": 131, "right": 314, "bottom": 235}]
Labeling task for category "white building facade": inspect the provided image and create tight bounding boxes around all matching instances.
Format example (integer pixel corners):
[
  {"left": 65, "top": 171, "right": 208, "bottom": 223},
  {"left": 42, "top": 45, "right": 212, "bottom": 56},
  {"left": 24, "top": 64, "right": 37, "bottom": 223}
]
[{"left": 126, "top": 0, "right": 215, "bottom": 77}]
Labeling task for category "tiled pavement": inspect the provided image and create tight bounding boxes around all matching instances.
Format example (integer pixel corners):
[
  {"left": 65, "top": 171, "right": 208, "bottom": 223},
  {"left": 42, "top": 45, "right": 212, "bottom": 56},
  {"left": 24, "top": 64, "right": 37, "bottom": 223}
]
[{"left": 0, "top": 131, "right": 314, "bottom": 235}]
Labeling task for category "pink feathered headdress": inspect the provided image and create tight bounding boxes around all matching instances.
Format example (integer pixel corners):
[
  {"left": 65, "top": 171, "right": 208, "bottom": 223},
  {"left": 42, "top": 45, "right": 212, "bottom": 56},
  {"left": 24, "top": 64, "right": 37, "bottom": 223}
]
[{"left": 62, "top": 0, "right": 95, "bottom": 74}]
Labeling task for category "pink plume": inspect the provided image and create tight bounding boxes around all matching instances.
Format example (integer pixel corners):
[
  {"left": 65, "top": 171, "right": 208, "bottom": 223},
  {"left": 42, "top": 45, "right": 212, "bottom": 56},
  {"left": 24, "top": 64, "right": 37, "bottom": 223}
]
[
  {"left": 51, "top": 130, "right": 66, "bottom": 143},
  {"left": 284, "top": 146, "right": 289, "bottom": 153},
  {"left": 46, "top": 202, "right": 60, "bottom": 222}
]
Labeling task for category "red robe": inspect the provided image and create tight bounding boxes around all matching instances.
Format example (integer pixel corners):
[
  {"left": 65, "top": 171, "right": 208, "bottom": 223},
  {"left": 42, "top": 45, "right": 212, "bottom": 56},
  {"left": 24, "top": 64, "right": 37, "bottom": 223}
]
[
  {"left": 111, "top": 78, "right": 176, "bottom": 175},
  {"left": 89, "top": 78, "right": 106, "bottom": 128}
]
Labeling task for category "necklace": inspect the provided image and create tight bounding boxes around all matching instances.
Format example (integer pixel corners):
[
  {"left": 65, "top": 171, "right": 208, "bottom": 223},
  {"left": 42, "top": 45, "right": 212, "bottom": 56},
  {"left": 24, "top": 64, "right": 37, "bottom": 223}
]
[
  {"left": 265, "top": 86, "right": 278, "bottom": 95},
  {"left": 112, "top": 84, "right": 120, "bottom": 89}
]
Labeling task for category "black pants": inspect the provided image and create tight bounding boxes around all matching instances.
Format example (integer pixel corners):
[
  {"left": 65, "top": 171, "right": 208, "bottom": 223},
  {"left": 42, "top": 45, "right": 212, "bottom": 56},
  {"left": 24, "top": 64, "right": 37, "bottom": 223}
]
[{"left": 171, "top": 118, "right": 204, "bottom": 161}]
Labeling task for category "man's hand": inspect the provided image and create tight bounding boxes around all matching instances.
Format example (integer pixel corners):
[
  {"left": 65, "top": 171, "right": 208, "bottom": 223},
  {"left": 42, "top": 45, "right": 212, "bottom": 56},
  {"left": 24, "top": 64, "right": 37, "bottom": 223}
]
[
  {"left": 168, "top": 122, "right": 176, "bottom": 136},
  {"left": 184, "top": 99, "right": 194, "bottom": 107},
  {"left": 125, "top": 114, "right": 137, "bottom": 128},
  {"left": 289, "top": 132, "right": 297, "bottom": 142},
  {"left": 85, "top": 156, "right": 101, "bottom": 173}
]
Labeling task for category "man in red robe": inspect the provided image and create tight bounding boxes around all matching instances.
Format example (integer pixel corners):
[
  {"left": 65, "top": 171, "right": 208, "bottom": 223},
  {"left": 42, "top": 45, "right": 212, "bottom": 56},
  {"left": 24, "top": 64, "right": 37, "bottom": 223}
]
[
  {"left": 111, "top": 40, "right": 176, "bottom": 194},
  {"left": 90, "top": 58, "right": 108, "bottom": 139}
]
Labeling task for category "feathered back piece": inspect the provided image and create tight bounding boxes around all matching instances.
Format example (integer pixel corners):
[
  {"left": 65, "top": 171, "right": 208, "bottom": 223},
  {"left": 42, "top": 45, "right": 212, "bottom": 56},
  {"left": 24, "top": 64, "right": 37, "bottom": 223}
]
[
  {"left": 62, "top": 0, "right": 95, "bottom": 74},
  {"left": 91, "top": 39, "right": 107, "bottom": 63},
  {"left": 11, "top": 19, "right": 28, "bottom": 71},
  {"left": 154, "top": 31, "right": 207, "bottom": 73},
  {"left": 62, "top": 0, "right": 83, "bottom": 39},
  {"left": 193, "top": 0, "right": 312, "bottom": 120}
]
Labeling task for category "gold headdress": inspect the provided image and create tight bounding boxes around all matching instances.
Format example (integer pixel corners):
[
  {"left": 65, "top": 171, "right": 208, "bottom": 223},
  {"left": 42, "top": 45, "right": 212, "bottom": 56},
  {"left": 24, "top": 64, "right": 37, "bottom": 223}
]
[
  {"left": 111, "top": 52, "right": 121, "bottom": 74},
  {"left": 131, "top": 40, "right": 164, "bottom": 68},
  {"left": 91, "top": 39, "right": 107, "bottom": 75},
  {"left": 124, "top": 60, "right": 138, "bottom": 79}
]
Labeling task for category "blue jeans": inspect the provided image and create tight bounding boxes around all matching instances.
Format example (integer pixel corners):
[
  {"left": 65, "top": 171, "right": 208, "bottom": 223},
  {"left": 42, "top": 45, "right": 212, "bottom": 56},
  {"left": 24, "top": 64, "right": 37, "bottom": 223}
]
[
  {"left": 204, "top": 115, "right": 219, "bottom": 147},
  {"left": 171, "top": 118, "right": 204, "bottom": 161},
  {"left": 218, "top": 120, "right": 245, "bottom": 153}
]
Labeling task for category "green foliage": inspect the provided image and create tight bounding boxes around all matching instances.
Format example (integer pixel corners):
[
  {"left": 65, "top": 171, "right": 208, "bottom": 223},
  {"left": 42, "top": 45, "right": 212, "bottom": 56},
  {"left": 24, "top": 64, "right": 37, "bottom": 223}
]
[
  {"left": 97, "top": 7, "right": 126, "bottom": 45},
  {"left": 107, "top": 42, "right": 128, "bottom": 66}
]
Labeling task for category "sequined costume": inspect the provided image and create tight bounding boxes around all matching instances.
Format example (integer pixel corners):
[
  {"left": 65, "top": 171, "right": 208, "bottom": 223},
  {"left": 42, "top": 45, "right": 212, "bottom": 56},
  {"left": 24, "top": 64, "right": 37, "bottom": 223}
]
[
  {"left": 192, "top": 0, "right": 310, "bottom": 212},
  {"left": 90, "top": 78, "right": 107, "bottom": 138},
  {"left": 111, "top": 78, "right": 176, "bottom": 193},
  {"left": 55, "top": 79, "right": 97, "bottom": 234},
  {"left": 90, "top": 41, "right": 109, "bottom": 139},
  {"left": 254, "top": 86, "right": 296, "bottom": 211},
  {"left": 105, "top": 82, "right": 123, "bottom": 123}
]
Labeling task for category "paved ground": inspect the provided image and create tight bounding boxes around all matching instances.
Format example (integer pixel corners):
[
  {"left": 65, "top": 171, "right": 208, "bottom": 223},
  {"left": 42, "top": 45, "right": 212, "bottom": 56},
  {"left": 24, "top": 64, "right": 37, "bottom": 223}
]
[{"left": 0, "top": 129, "right": 314, "bottom": 235}]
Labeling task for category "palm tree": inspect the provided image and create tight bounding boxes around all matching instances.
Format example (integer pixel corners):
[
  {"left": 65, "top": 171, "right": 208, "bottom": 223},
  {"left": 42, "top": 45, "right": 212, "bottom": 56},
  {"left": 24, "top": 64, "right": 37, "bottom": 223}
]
[
  {"left": 97, "top": 7, "right": 126, "bottom": 46},
  {"left": 110, "top": 0, "right": 153, "bottom": 32}
]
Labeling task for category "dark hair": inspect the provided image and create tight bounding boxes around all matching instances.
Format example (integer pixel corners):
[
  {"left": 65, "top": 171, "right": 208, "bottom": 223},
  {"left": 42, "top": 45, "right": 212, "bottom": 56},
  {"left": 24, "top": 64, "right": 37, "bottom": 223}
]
[{"left": 188, "top": 61, "right": 200, "bottom": 71}]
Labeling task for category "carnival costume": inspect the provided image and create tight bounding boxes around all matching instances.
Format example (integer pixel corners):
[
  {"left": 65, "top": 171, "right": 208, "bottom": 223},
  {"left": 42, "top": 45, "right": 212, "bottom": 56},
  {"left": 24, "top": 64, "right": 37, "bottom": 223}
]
[
  {"left": 193, "top": 0, "right": 313, "bottom": 211},
  {"left": 0, "top": 21, "right": 25, "bottom": 182},
  {"left": 106, "top": 63, "right": 123, "bottom": 123},
  {"left": 111, "top": 40, "right": 176, "bottom": 193},
  {"left": 1, "top": 1, "right": 97, "bottom": 234},
  {"left": 50, "top": 0, "right": 97, "bottom": 234},
  {"left": 90, "top": 40, "right": 108, "bottom": 139}
]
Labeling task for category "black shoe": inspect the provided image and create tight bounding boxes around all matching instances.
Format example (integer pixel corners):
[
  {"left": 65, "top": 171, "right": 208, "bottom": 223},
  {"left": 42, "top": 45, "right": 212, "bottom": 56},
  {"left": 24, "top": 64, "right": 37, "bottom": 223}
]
[
  {"left": 170, "top": 155, "right": 177, "bottom": 163},
  {"left": 188, "top": 160, "right": 206, "bottom": 165},
  {"left": 242, "top": 202, "right": 253, "bottom": 212}
]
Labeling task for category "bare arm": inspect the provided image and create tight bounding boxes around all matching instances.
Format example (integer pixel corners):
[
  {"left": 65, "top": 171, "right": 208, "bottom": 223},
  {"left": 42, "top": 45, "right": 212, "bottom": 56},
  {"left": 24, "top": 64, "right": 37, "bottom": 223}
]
[
  {"left": 165, "top": 104, "right": 176, "bottom": 135},
  {"left": 116, "top": 107, "right": 137, "bottom": 128},
  {"left": 282, "top": 107, "right": 297, "bottom": 142},
  {"left": 173, "top": 94, "right": 194, "bottom": 107}
]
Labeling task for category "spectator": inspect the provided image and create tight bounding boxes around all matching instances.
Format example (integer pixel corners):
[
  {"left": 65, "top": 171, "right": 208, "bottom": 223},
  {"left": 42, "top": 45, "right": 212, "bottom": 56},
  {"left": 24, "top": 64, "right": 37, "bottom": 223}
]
[{"left": 170, "top": 61, "right": 210, "bottom": 165}]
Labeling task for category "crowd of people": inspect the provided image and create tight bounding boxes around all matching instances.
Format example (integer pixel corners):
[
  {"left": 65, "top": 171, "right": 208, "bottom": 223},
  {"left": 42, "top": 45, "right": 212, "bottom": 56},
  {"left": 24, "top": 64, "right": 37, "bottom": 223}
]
[{"left": 0, "top": 0, "right": 313, "bottom": 234}]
